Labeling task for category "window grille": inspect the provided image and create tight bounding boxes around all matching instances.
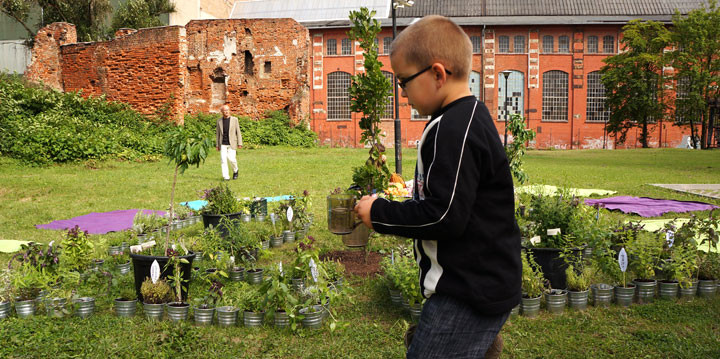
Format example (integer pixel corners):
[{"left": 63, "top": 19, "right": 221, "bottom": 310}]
[
  {"left": 471, "top": 36, "right": 482, "bottom": 54},
  {"left": 603, "top": 36, "right": 615, "bottom": 53},
  {"left": 542, "top": 70, "right": 569, "bottom": 122},
  {"left": 587, "top": 36, "right": 598, "bottom": 54},
  {"left": 327, "top": 71, "right": 351, "bottom": 120},
  {"left": 586, "top": 71, "right": 609, "bottom": 122},
  {"left": 675, "top": 76, "right": 692, "bottom": 123},
  {"left": 514, "top": 36, "right": 526, "bottom": 53},
  {"left": 542, "top": 35, "right": 554, "bottom": 53},
  {"left": 558, "top": 36, "right": 570, "bottom": 53},
  {"left": 341, "top": 38, "right": 352, "bottom": 55},
  {"left": 497, "top": 71, "right": 524, "bottom": 121},
  {"left": 383, "top": 37, "right": 392, "bottom": 55},
  {"left": 382, "top": 71, "right": 395, "bottom": 118},
  {"left": 411, "top": 107, "right": 430, "bottom": 120},
  {"left": 498, "top": 36, "right": 510, "bottom": 53},
  {"left": 374, "top": 38, "right": 379, "bottom": 52},
  {"left": 326, "top": 39, "right": 337, "bottom": 56}
]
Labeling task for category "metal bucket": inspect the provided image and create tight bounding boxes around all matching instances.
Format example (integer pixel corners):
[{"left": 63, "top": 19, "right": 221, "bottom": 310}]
[
  {"left": 255, "top": 214, "right": 266, "bottom": 222},
  {"left": 74, "top": 297, "right": 96, "bottom": 319},
  {"left": 193, "top": 306, "right": 214, "bottom": 325},
  {"left": 261, "top": 240, "right": 270, "bottom": 251},
  {"left": 510, "top": 304, "right": 520, "bottom": 316},
  {"left": 15, "top": 299, "right": 36, "bottom": 318},
  {"left": 299, "top": 305, "right": 324, "bottom": 329},
  {"left": 121, "top": 242, "right": 130, "bottom": 253},
  {"left": 117, "top": 261, "right": 131, "bottom": 275},
  {"left": 292, "top": 278, "right": 305, "bottom": 293},
  {"left": 108, "top": 246, "right": 122, "bottom": 256},
  {"left": 521, "top": 296, "right": 541, "bottom": 317},
  {"left": 388, "top": 288, "right": 403, "bottom": 306},
  {"left": 0, "top": 301, "right": 11, "bottom": 319},
  {"left": 229, "top": 268, "right": 245, "bottom": 282},
  {"left": 46, "top": 297, "right": 68, "bottom": 318},
  {"left": 270, "top": 236, "right": 284, "bottom": 248},
  {"left": 633, "top": 279, "right": 656, "bottom": 304},
  {"left": 329, "top": 278, "right": 343, "bottom": 292},
  {"left": 274, "top": 310, "right": 290, "bottom": 328},
  {"left": 591, "top": 284, "right": 613, "bottom": 307},
  {"left": 680, "top": 281, "right": 698, "bottom": 299},
  {"left": 114, "top": 299, "right": 137, "bottom": 317},
  {"left": 283, "top": 230, "right": 295, "bottom": 243},
  {"left": 408, "top": 303, "right": 423, "bottom": 322},
  {"left": 167, "top": 302, "right": 189, "bottom": 322},
  {"left": 545, "top": 290, "right": 567, "bottom": 315},
  {"left": 194, "top": 251, "right": 204, "bottom": 262},
  {"left": 246, "top": 269, "right": 264, "bottom": 284},
  {"left": 568, "top": 290, "right": 589, "bottom": 310},
  {"left": 216, "top": 306, "right": 239, "bottom": 327},
  {"left": 614, "top": 285, "right": 635, "bottom": 307},
  {"left": 698, "top": 280, "right": 717, "bottom": 298},
  {"left": 659, "top": 281, "right": 679, "bottom": 300},
  {"left": 243, "top": 311, "right": 265, "bottom": 327},
  {"left": 143, "top": 302, "right": 165, "bottom": 321},
  {"left": 241, "top": 214, "right": 252, "bottom": 223}
]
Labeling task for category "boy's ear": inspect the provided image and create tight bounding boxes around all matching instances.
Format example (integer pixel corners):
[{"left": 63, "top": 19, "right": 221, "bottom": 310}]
[{"left": 431, "top": 63, "right": 449, "bottom": 86}]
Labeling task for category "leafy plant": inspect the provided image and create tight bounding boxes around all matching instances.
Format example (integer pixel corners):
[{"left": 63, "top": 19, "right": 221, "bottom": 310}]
[
  {"left": 504, "top": 113, "right": 537, "bottom": 184},
  {"left": 110, "top": 272, "right": 137, "bottom": 301},
  {"left": 626, "top": 230, "right": 664, "bottom": 280},
  {"left": 565, "top": 264, "right": 592, "bottom": 292},
  {"left": 140, "top": 277, "right": 171, "bottom": 304},
  {"left": 199, "top": 183, "right": 240, "bottom": 215},
  {"left": 521, "top": 251, "right": 546, "bottom": 298},
  {"left": 524, "top": 192, "right": 595, "bottom": 248},
  {"left": 61, "top": 225, "right": 94, "bottom": 273},
  {"left": 132, "top": 211, "right": 167, "bottom": 235},
  {"left": 0, "top": 268, "right": 11, "bottom": 302},
  {"left": 260, "top": 266, "right": 298, "bottom": 314},
  {"left": 165, "top": 248, "right": 190, "bottom": 303},
  {"left": 321, "top": 260, "right": 345, "bottom": 283},
  {"left": 229, "top": 282, "right": 265, "bottom": 313}
]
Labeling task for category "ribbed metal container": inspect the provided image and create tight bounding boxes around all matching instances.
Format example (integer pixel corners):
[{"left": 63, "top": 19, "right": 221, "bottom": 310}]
[
  {"left": 216, "top": 306, "right": 239, "bottom": 327},
  {"left": 243, "top": 311, "right": 265, "bottom": 327},
  {"left": 408, "top": 303, "right": 423, "bottom": 322},
  {"left": 292, "top": 278, "right": 305, "bottom": 293},
  {"left": 614, "top": 285, "right": 635, "bottom": 307},
  {"left": 255, "top": 214, "right": 266, "bottom": 222},
  {"left": 73, "top": 297, "right": 96, "bottom": 319},
  {"left": 274, "top": 310, "right": 290, "bottom": 328},
  {"left": 193, "top": 306, "right": 214, "bottom": 325},
  {"left": 568, "top": 290, "right": 589, "bottom": 310},
  {"left": 45, "top": 297, "right": 68, "bottom": 318},
  {"left": 388, "top": 288, "right": 402, "bottom": 306},
  {"left": 246, "top": 269, "right": 264, "bottom": 284},
  {"left": 117, "top": 261, "right": 131, "bottom": 275},
  {"left": 545, "top": 290, "right": 567, "bottom": 315},
  {"left": 521, "top": 296, "right": 541, "bottom": 317},
  {"left": 633, "top": 279, "right": 657, "bottom": 304},
  {"left": 401, "top": 297, "right": 410, "bottom": 312},
  {"left": 229, "top": 268, "right": 245, "bottom": 282},
  {"left": 121, "top": 242, "right": 130, "bottom": 253},
  {"left": 329, "top": 278, "right": 343, "bottom": 292},
  {"left": 680, "top": 281, "right": 698, "bottom": 299},
  {"left": 193, "top": 251, "right": 204, "bottom": 263},
  {"left": 15, "top": 299, "right": 36, "bottom": 318},
  {"left": 143, "top": 302, "right": 165, "bottom": 321},
  {"left": 510, "top": 304, "right": 520, "bottom": 316},
  {"left": 591, "top": 284, "right": 614, "bottom": 307},
  {"left": 166, "top": 302, "right": 190, "bottom": 322},
  {"left": 698, "top": 280, "right": 717, "bottom": 298},
  {"left": 658, "top": 281, "right": 679, "bottom": 300},
  {"left": 283, "top": 230, "right": 295, "bottom": 243},
  {"left": 270, "top": 236, "right": 284, "bottom": 248},
  {"left": 299, "top": 305, "right": 324, "bottom": 329},
  {"left": 108, "top": 246, "right": 123, "bottom": 256},
  {"left": 114, "top": 299, "right": 137, "bottom": 317},
  {"left": 241, "top": 214, "right": 252, "bottom": 223},
  {"left": 261, "top": 240, "right": 270, "bottom": 251},
  {"left": 0, "top": 301, "right": 11, "bottom": 319}
]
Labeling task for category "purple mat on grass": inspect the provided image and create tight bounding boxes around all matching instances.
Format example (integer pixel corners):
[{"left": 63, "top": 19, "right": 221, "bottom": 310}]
[
  {"left": 583, "top": 196, "right": 718, "bottom": 217},
  {"left": 36, "top": 209, "right": 166, "bottom": 234}
]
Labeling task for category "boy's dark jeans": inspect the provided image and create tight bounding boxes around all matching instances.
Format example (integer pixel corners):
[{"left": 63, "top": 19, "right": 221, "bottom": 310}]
[{"left": 406, "top": 293, "right": 509, "bottom": 359}]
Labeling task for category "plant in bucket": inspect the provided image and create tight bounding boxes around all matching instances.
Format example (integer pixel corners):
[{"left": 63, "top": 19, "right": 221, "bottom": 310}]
[
  {"left": 165, "top": 246, "right": 191, "bottom": 321},
  {"left": 521, "top": 251, "right": 546, "bottom": 317},
  {"left": 260, "top": 264, "right": 298, "bottom": 328}
]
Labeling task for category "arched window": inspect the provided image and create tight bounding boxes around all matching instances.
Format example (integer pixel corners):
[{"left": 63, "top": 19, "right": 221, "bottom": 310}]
[
  {"left": 542, "top": 70, "right": 568, "bottom": 122},
  {"left": 326, "top": 39, "right": 337, "bottom": 56},
  {"left": 586, "top": 71, "right": 609, "bottom": 122},
  {"left": 498, "top": 70, "right": 525, "bottom": 121},
  {"left": 498, "top": 36, "right": 510, "bottom": 53},
  {"left": 382, "top": 71, "right": 395, "bottom": 118},
  {"left": 327, "top": 71, "right": 351, "bottom": 120},
  {"left": 542, "top": 35, "right": 554, "bottom": 53},
  {"left": 603, "top": 36, "right": 615, "bottom": 53},
  {"left": 558, "top": 36, "right": 570, "bottom": 53},
  {"left": 470, "top": 36, "right": 482, "bottom": 54},
  {"left": 587, "top": 36, "right": 598, "bottom": 54},
  {"left": 514, "top": 36, "right": 526, "bottom": 53}
]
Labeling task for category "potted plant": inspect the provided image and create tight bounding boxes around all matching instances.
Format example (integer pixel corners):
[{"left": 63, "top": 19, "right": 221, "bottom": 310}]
[
  {"left": 133, "top": 211, "right": 166, "bottom": 242},
  {"left": 245, "top": 221, "right": 271, "bottom": 251},
  {"left": 8, "top": 242, "right": 59, "bottom": 318},
  {"left": 290, "top": 236, "right": 320, "bottom": 292},
  {"left": 165, "top": 249, "right": 191, "bottom": 322},
  {"left": 239, "top": 198, "right": 253, "bottom": 222},
  {"left": 260, "top": 266, "right": 298, "bottom": 328},
  {"left": 73, "top": 269, "right": 110, "bottom": 319},
  {"left": 199, "top": 183, "right": 242, "bottom": 234},
  {"left": 171, "top": 204, "right": 193, "bottom": 230},
  {"left": 106, "top": 251, "right": 131, "bottom": 275},
  {"left": 215, "top": 288, "right": 241, "bottom": 327},
  {"left": 111, "top": 273, "right": 138, "bottom": 317},
  {"left": 140, "top": 276, "right": 171, "bottom": 321},
  {"left": 191, "top": 279, "right": 223, "bottom": 326},
  {"left": 565, "top": 263, "right": 592, "bottom": 310},
  {"left": 0, "top": 269, "right": 11, "bottom": 319},
  {"left": 626, "top": 229, "right": 664, "bottom": 304},
  {"left": 395, "top": 253, "right": 424, "bottom": 322},
  {"left": 276, "top": 201, "right": 297, "bottom": 243},
  {"left": 236, "top": 282, "right": 266, "bottom": 327},
  {"left": 107, "top": 235, "right": 126, "bottom": 256},
  {"left": 696, "top": 215, "right": 720, "bottom": 297},
  {"left": 294, "top": 190, "right": 313, "bottom": 239},
  {"left": 321, "top": 259, "right": 346, "bottom": 292},
  {"left": 129, "top": 236, "right": 195, "bottom": 302},
  {"left": 521, "top": 251, "right": 545, "bottom": 317}
]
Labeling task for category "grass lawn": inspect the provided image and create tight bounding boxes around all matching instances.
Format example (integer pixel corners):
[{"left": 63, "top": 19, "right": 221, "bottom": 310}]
[{"left": 0, "top": 147, "right": 719, "bottom": 358}]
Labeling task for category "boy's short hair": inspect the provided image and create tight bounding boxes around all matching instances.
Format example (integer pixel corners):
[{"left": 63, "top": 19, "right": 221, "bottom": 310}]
[{"left": 390, "top": 15, "right": 472, "bottom": 80}]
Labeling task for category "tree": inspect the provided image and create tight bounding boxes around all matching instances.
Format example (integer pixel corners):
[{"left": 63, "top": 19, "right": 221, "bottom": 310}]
[
  {"left": 110, "top": 0, "right": 174, "bottom": 34},
  {"left": 669, "top": 0, "right": 720, "bottom": 149},
  {"left": 0, "top": 0, "right": 111, "bottom": 42},
  {"left": 0, "top": 0, "right": 34, "bottom": 38},
  {"left": 601, "top": 20, "right": 671, "bottom": 148},
  {"left": 504, "top": 114, "right": 536, "bottom": 184}
]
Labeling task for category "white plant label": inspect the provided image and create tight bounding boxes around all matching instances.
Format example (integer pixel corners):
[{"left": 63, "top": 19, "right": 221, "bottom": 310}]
[
  {"left": 150, "top": 260, "right": 161, "bottom": 284},
  {"left": 130, "top": 244, "right": 142, "bottom": 254},
  {"left": 278, "top": 262, "right": 283, "bottom": 275},
  {"left": 172, "top": 244, "right": 176, "bottom": 251},
  {"left": 309, "top": 258, "right": 318, "bottom": 283},
  {"left": 270, "top": 213, "right": 277, "bottom": 225},
  {"left": 391, "top": 250, "right": 395, "bottom": 264},
  {"left": 287, "top": 207, "right": 294, "bottom": 222},
  {"left": 229, "top": 256, "right": 235, "bottom": 265},
  {"left": 530, "top": 236, "right": 542, "bottom": 245},
  {"left": 618, "top": 248, "right": 628, "bottom": 273},
  {"left": 49, "top": 240, "right": 55, "bottom": 247},
  {"left": 666, "top": 231, "right": 675, "bottom": 248},
  {"left": 547, "top": 228, "right": 561, "bottom": 236}
]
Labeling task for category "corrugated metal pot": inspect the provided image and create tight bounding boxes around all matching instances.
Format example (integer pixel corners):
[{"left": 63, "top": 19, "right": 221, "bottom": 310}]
[
  {"left": 117, "top": 261, "right": 131, "bottom": 275},
  {"left": 108, "top": 246, "right": 122, "bottom": 256},
  {"left": 633, "top": 279, "right": 657, "bottom": 304},
  {"left": 299, "top": 305, "right": 324, "bottom": 329},
  {"left": 73, "top": 297, "right": 96, "bottom": 319},
  {"left": 0, "top": 301, "right": 11, "bottom": 319},
  {"left": 591, "top": 283, "right": 613, "bottom": 307},
  {"left": 270, "top": 235, "right": 284, "bottom": 248},
  {"left": 114, "top": 299, "right": 137, "bottom": 317},
  {"left": 698, "top": 279, "right": 717, "bottom": 298},
  {"left": 229, "top": 268, "right": 245, "bottom": 282},
  {"left": 545, "top": 289, "right": 567, "bottom": 315},
  {"left": 614, "top": 285, "right": 635, "bottom": 307},
  {"left": 261, "top": 240, "right": 270, "bottom": 251},
  {"left": 408, "top": 302, "right": 423, "bottom": 322},
  {"left": 243, "top": 311, "right": 265, "bottom": 327},
  {"left": 658, "top": 280, "right": 679, "bottom": 300},
  {"left": 46, "top": 297, "right": 68, "bottom": 318},
  {"left": 143, "top": 302, "right": 165, "bottom": 321},
  {"left": 283, "top": 230, "right": 295, "bottom": 243},
  {"left": 274, "top": 310, "right": 290, "bottom": 328},
  {"left": 291, "top": 278, "right": 305, "bottom": 293},
  {"left": 167, "top": 302, "right": 190, "bottom": 322},
  {"left": 193, "top": 306, "right": 214, "bottom": 325},
  {"left": 15, "top": 299, "right": 36, "bottom": 318},
  {"left": 568, "top": 289, "right": 589, "bottom": 310},
  {"left": 521, "top": 296, "right": 541, "bottom": 317},
  {"left": 388, "top": 288, "right": 402, "bottom": 306},
  {"left": 680, "top": 281, "right": 698, "bottom": 300},
  {"left": 216, "top": 306, "right": 239, "bottom": 327},
  {"left": 246, "top": 269, "right": 264, "bottom": 284}
]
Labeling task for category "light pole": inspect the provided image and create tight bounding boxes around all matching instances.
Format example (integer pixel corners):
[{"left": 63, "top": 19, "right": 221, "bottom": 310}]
[
  {"left": 501, "top": 70, "right": 512, "bottom": 147},
  {"left": 391, "top": 0, "right": 414, "bottom": 175}
]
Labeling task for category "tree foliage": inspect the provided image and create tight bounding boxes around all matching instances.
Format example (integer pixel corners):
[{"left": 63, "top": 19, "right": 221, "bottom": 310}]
[
  {"left": 504, "top": 114, "right": 536, "bottom": 184},
  {"left": 600, "top": 20, "right": 671, "bottom": 148},
  {"left": 110, "top": 0, "right": 174, "bottom": 34}
]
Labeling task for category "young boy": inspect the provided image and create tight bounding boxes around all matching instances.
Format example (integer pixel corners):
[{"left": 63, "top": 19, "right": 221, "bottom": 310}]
[{"left": 354, "top": 15, "right": 521, "bottom": 358}]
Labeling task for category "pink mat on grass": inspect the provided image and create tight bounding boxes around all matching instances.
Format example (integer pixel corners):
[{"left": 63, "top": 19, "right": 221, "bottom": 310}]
[{"left": 36, "top": 209, "right": 166, "bottom": 234}]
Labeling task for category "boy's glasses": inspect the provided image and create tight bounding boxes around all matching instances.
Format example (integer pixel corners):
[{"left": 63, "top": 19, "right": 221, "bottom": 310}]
[{"left": 397, "top": 66, "right": 452, "bottom": 89}]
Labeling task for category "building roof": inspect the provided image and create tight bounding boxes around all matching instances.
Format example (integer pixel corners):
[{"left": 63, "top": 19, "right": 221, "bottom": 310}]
[{"left": 230, "top": 0, "right": 391, "bottom": 22}]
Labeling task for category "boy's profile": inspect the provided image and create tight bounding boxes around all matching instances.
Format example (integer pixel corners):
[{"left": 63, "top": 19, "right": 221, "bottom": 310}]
[{"left": 354, "top": 15, "right": 521, "bottom": 358}]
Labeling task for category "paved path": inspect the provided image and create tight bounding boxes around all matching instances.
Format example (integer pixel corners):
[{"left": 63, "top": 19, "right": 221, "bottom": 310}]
[{"left": 650, "top": 184, "right": 720, "bottom": 200}]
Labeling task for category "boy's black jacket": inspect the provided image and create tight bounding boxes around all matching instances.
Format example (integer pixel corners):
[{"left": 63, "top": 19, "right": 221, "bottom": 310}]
[{"left": 371, "top": 95, "right": 521, "bottom": 315}]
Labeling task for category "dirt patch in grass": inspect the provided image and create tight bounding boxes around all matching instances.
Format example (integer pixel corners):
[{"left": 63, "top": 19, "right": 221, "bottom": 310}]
[{"left": 321, "top": 249, "right": 382, "bottom": 277}]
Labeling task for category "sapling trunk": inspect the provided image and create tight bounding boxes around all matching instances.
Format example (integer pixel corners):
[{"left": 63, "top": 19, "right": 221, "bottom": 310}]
[{"left": 166, "top": 165, "right": 179, "bottom": 253}]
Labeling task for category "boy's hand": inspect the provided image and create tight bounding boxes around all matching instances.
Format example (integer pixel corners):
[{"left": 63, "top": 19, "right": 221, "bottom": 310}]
[{"left": 354, "top": 194, "right": 377, "bottom": 230}]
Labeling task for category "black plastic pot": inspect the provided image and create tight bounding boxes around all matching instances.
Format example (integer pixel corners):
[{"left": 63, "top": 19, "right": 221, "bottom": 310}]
[
  {"left": 129, "top": 252, "right": 196, "bottom": 302},
  {"left": 202, "top": 212, "right": 243, "bottom": 237},
  {"left": 524, "top": 247, "right": 582, "bottom": 290}
]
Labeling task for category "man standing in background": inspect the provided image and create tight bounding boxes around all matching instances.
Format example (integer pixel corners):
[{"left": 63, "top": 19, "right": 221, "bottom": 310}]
[{"left": 216, "top": 104, "right": 242, "bottom": 181}]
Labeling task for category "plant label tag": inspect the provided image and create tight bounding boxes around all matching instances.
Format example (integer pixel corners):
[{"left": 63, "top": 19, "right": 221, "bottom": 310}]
[
  {"left": 618, "top": 248, "right": 628, "bottom": 273},
  {"left": 547, "top": 228, "right": 561, "bottom": 236},
  {"left": 150, "top": 260, "right": 160, "bottom": 284},
  {"left": 309, "top": 258, "right": 318, "bottom": 283},
  {"left": 530, "top": 236, "right": 542, "bottom": 245},
  {"left": 278, "top": 262, "right": 283, "bottom": 275},
  {"left": 287, "top": 207, "right": 294, "bottom": 222},
  {"left": 229, "top": 255, "right": 235, "bottom": 265},
  {"left": 270, "top": 213, "right": 277, "bottom": 225},
  {"left": 49, "top": 240, "right": 55, "bottom": 247},
  {"left": 172, "top": 244, "right": 176, "bottom": 251},
  {"left": 391, "top": 250, "right": 394, "bottom": 264},
  {"left": 130, "top": 244, "right": 142, "bottom": 253},
  {"left": 666, "top": 231, "right": 675, "bottom": 248}
]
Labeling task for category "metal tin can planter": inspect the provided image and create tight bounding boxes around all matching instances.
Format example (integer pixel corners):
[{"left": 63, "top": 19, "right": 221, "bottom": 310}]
[
  {"left": 193, "top": 251, "right": 204, "bottom": 263},
  {"left": 591, "top": 283, "right": 613, "bottom": 307},
  {"left": 633, "top": 279, "right": 657, "bottom": 304},
  {"left": 408, "top": 303, "right": 423, "bottom": 323},
  {"left": 91, "top": 259, "right": 104, "bottom": 271},
  {"left": 283, "top": 230, "right": 295, "bottom": 243},
  {"left": 121, "top": 242, "right": 130, "bottom": 253},
  {"left": 568, "top": 290, "right": 589, "bottom": 310},
  {"left": 143, "top": 302, "right": 165, "bottom": 321},
  {"left": 521, "top": 296, "right": 541, "bottom": 317},
  {"left": 545, "top": 289, "right": 567, "bottom": 315},
  {"left": 614, "top": 285, "right": 635, "bottom": 307},
  {"left": 15, "top": 299, "right": 36, "bottom": 318},
  {"left": 246, "top": 269, "right": 264, "bottom": 284},
  {"left": 292, "top": 278, "right": 305, "bottom": 293},
  {"left": 388, "top": 288, "right": 402, "bottom": 306},
  {"left": 114, "top": 299, "right": 138, "bottom": 317},
  {"left": 329, "top": 278, "right": 343, "bottom": 292},
  {"left": 74, "top": 297, "right": 96, "bottom": 319},
  {"left": 193, "top": 306, "right": 215, "bottom": 325},
  {"left": 698, "top": 280, "right": 717, "bottom": 298},
  {"left": 270, "top": 235, "right": 284, "bottom": 248},
  {"left": 261, "top": 240, "right": 270, "bottom": 251},
  {"left": 117, "top": 261, "right": 131, "bottom": 275},
  {"left": 658, "top": 280, "right": 679, "bottom": 300},
  {"left": 680, "top": 281, "right": 698, "bottom": 300},
  {"left": 0, "top": 301, "right": 11, "bottom": 319},
  {"left": 167, "top": 302, "right": 190, "bottom": 322},
  {"left": 216, "top": 306, "right": 239, "bottom": 327},
  {"left": 299, "top": 305, "right": 324, "bottom": 329},
  {"left": 255, "top": 214, "right": 266, "bottom": 222},
  {"left": 229, "top": 268, "right": 245, "bottom": 282},
  {"left": 274, "top": 310, "right": 290, "bottom": 328},
  {"left": 243, "top": 311, "right": 265, "bottom": 327},
  {"left": 241, "top": 214, "right": 252, "bottom": 223},
  {"left": 510, "top": 304, "right": 520, "bottom": 316},
  {"left": 46, "top": 298, "right": 68, "bottom": 318},
  {"left": 108, "top": 246, "right": 123, "bottom": 256}
]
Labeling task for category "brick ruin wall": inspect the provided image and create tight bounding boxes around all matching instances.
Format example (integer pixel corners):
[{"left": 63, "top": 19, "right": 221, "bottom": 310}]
[{"left": 26, "top": 19, "right": 310, "bottom": 123}]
